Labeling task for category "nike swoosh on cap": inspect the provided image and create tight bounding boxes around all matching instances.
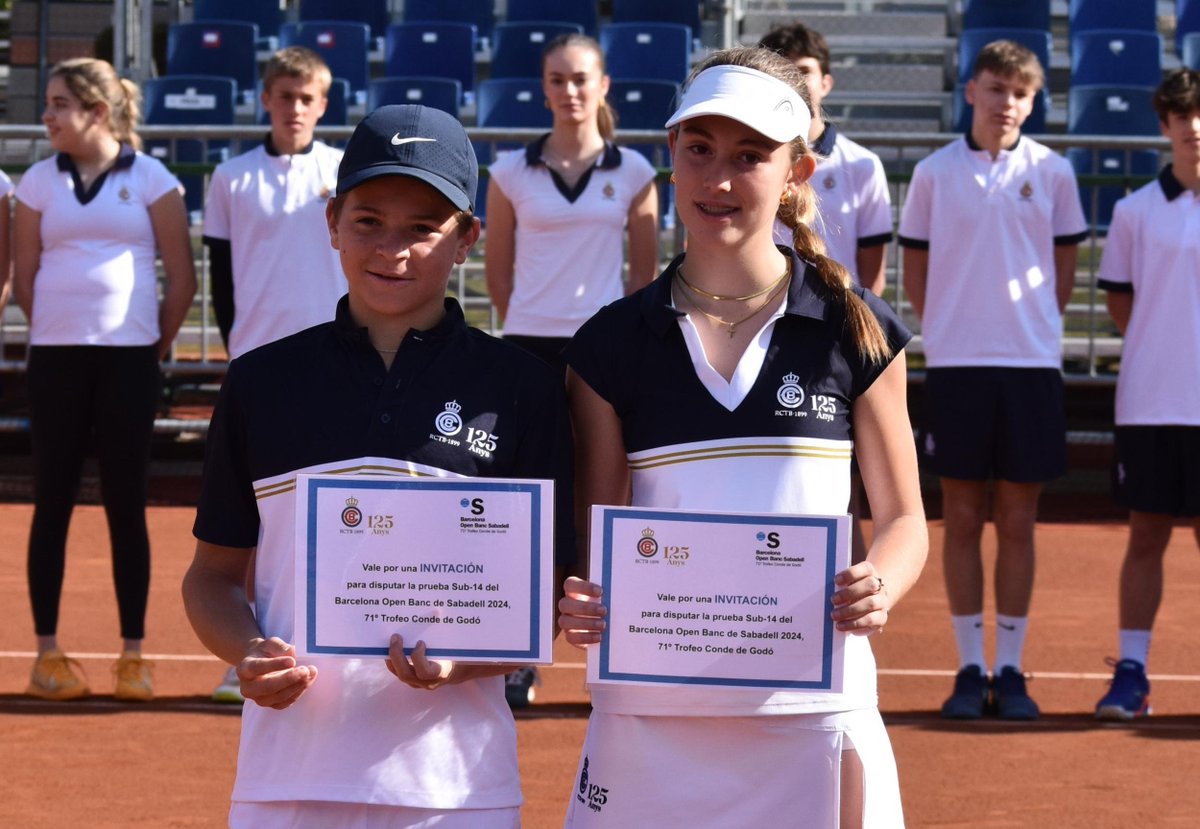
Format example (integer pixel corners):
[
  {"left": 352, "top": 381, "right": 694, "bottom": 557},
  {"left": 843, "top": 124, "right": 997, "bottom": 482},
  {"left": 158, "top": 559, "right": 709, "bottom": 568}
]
[{"left": 391, "top": 135, "right": 437, "bottom": 146}]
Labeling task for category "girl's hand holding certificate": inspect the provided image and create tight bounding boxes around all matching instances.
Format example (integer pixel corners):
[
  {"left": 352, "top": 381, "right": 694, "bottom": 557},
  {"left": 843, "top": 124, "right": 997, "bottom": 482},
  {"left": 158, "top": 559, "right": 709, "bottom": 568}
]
[{"left": 558, "top": 576, "right": 607, "bottom": 647}]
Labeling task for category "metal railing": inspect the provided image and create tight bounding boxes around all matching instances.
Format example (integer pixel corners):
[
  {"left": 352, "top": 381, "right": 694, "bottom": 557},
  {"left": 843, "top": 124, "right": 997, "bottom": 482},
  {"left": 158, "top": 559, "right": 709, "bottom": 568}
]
[{"left": 0, "top": 125, "right": 1169, "bottom": 384}]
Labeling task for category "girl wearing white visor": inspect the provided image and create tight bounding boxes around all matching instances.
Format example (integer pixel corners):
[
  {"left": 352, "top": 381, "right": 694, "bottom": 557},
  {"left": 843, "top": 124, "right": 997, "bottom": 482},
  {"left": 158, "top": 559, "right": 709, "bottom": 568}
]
[{"left": 558, "top": 48, "right": 927, "bottom": 828}]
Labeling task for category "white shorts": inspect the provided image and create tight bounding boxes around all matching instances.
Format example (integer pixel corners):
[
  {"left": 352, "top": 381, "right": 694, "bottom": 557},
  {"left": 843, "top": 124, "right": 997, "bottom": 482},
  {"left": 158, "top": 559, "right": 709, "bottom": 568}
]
[
  {"left": 563, "top": 708, "right": 903, "bottom": 828},
  {"left": 229, "top": 801, "right": 522, "bottom": 828}
]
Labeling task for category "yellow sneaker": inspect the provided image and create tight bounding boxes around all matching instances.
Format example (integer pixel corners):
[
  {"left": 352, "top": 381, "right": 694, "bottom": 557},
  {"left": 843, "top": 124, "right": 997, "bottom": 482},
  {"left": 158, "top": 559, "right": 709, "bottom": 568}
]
[
  {"left": 26, "top": 649, "right": 90, "bottom": 701},
  {"left": 113, "top": 651, "right": 154, "bottom": 702}
]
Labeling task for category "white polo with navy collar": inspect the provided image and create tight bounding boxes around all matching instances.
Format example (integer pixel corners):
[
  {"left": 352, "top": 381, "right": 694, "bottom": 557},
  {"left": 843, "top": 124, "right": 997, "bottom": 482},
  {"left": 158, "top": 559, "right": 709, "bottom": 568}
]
[
  {"left": 1099, "top": 165, "right": 1200, "bottom": 426},
  {"left": 898, "top": 134, "right": 1088, "bottom": 368},
  {"left": 488, "top": 135, "right": 656, "bottom": 337}
]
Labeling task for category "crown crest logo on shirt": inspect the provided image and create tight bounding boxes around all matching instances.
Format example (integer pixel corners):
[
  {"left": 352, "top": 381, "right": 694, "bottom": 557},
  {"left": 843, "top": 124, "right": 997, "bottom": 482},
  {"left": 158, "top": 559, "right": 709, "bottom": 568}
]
[
  {"left": 443, "top": 400, "right": 462, "bottom": 414},
  {"left": 1020, "top": 181, "right": 1034, "bottom": 200},
  {"left": 782, "top": 372, "right": 800, "bottom": 386}
]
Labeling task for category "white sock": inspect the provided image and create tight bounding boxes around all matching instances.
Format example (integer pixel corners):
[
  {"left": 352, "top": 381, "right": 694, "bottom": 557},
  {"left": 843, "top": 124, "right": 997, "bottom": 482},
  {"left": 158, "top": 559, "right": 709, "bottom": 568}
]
[
  {"left": 994, "top": 614, "right": 1028, "bottom": 673},
  {"left": 1118, "top": 629, "right": 1151, "bottom": 668},
  {"left": 950, "top": 613, "right": 986, "bottom": 670}
]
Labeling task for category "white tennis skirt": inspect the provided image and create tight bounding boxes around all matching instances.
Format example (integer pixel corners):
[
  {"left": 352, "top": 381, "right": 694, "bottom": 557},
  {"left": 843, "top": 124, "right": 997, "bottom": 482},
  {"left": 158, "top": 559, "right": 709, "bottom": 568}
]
[{"left": 563, "top": 708, "right": 903, "bottom": 828}]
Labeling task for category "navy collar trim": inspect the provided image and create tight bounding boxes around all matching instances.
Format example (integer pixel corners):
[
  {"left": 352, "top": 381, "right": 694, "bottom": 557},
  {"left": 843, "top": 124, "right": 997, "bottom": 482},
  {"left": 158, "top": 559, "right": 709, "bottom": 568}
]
[
  {"left": 265, "top": 133, "right": 315, "bottom": 157},
  {"left": 333, "top": 295, "right": 467, "bottom": 349},
  {"left": 811, "top": 122, "right": 837, "bottom": 156},
  {"left": 1158, "top": 165, "right": 1186, "bottom": 201},
  {"left": 965, "top": 131, "right": 1021, "bottom": 153},
  {"left": 642, "top": 247, "right": 831, "bottom": 337},
  {"left": 56, "top": 143, "right": 136, "bottom": 206},
  {"left": 524, "top": 134, "right": 622, "bottom": 204}
]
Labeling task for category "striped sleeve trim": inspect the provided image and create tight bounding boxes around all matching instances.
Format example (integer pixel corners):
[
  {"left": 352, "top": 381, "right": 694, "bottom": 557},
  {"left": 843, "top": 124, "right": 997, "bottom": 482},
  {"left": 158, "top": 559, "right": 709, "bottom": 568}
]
[
  {"left": 1096, "top": 279, "right": 1133, "bottom": 294},
  {"left": 896, "top": 235, "right": 929, "bottom": 250}
]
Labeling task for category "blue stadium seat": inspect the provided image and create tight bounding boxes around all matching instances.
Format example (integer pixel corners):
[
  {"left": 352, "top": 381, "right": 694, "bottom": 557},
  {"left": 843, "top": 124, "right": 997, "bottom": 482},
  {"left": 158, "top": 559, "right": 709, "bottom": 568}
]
[
  {"left": 490, "top": 21, "right": 585, "bottom": 79},
  {"left": 1068, "top": 84, "right": 1160, "bottom": 134},
  {"left": 475, "top": 78, "right": 552, "bottom": 222},
  {"left": 1180, "top": 0, "right": 1200, "bottom": 53},
  {"left": 1068, "top": 147, "right": 1160, "bottom": 231},
  {"left": 609, "top": 79, "right": 678, "bottom": 227},
  {"left": 961, "top": 0, "right": 1051, "bottom": 32},
  {"left": 166, "top": 22, "right": 259, "bottom": 105},
  {"left": 280, "top": 22, "right": 371, "bottom": 103},
  {"left": 952, "top": 82, "right": 1049, "bottom": 133},
  {"left": 1068, "top": 0, "right": 1157, "bottom": 33},
  {"left": 299, "top": 0, "right": 390, "bottom": 43},
  {"left": 1071, "top": 30, "right": 1163, "bottom": 87},
  {"left": 404, "top": 0, "right": 495, "bottom": 49},
  {"left": 142, "top": 76, "right": 236, "bottom": 218},
  {"left": 508, "top": 0, "right": 598, "bottom": 36},
  {"left": 319, "top": 77, "right": 351, "bottom": 125},
  {"left": 611, "top": 0, "right": 701, "bottom": 43},
  {"left": 600, "top": 23, "right": 692, "bottom": 84},
  {"left": 958, "top": 27, "right": 1052, "bottom": 81},
  {"left": 193, "top": 0, "right": 281, "bottom": 48},
  {"left": 384, "top": 22, "right": 476, "bottom": 103},
  {"left": 1185, "top": 31, "right": 1200, "bottom": 69},
  {"left": 368, "top": 77, "right": 462, "bottom": 116}
]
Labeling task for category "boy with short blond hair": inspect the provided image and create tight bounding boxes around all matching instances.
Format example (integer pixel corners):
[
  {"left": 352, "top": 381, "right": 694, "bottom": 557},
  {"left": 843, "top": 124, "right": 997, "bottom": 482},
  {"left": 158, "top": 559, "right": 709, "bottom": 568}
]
[
  {"left": 1094, "top": 68, "right": 1200, "bottom": 720},
  {"left": 899, "top": 39, "right": 1088, "bottom": 720}
]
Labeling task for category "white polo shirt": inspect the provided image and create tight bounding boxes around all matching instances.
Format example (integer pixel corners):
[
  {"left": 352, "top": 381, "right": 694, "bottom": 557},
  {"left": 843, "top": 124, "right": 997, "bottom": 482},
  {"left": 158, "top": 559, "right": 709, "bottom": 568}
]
[
  {"left": 773, "top": 124, "right": 893, "bottom": 286},
  {"left": 1098, "top": 166, "right": 1200, "bottom": 426},
  {"left": 15, "top": 146, "right": 182, "bottom": 346},
  {"left": 488, "top": 136, "right": 656, "bottom": 338},
  {"left": 203, "top": 139, "right": 344, "bottom": 359},
  {"left": 898, "top": 135, "right": 1088, "bottom": 368}
]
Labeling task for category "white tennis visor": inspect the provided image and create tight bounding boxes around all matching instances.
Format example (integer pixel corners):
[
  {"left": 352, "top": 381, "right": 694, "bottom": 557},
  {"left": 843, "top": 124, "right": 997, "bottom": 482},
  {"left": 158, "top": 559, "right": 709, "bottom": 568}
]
[{"left": 665, "top": 64, "right": 811, "bottom": 143}]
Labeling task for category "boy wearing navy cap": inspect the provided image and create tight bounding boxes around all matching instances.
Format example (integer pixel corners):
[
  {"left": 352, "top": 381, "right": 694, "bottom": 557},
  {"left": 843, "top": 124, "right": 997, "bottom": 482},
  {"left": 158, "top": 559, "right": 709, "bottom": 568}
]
[{"left": 183, "top": 105, "right": 574, "bottom": 828}]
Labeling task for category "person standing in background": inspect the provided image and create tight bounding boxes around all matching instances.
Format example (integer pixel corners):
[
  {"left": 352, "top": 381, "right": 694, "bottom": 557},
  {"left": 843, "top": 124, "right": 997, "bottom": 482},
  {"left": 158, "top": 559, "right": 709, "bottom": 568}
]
[{"left": 13, "top": 58, "right": 196, "bottom": 702}]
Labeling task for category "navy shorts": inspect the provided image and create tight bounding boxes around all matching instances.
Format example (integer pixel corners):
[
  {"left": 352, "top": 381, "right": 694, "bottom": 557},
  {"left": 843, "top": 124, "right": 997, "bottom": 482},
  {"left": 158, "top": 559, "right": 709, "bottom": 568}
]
[
  {"left": 1113, "top": 426, "right": 1200, "bottom": 517},
  {"left": 918, "top": 367, "right": 1066, "bottom": 482}
]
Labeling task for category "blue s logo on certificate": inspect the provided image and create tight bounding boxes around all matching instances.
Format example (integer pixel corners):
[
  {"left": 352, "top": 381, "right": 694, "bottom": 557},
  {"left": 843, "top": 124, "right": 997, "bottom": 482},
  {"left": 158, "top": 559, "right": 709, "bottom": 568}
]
[
  {"left": 588, "top": 505, "right": 848, "bottom": 691},
  {"left": 294, "top": 474, "right": 554, "bottom": 663}
]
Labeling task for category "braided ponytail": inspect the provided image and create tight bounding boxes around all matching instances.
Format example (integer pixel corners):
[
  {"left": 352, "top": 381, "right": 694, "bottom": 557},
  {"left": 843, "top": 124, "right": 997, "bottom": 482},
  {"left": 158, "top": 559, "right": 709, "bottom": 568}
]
[
  {"left": 115, "top": 77, "right": 144, "bottom": 151},
  {"left": 778, "top": 181, "right": 889, "bottom": 364}
]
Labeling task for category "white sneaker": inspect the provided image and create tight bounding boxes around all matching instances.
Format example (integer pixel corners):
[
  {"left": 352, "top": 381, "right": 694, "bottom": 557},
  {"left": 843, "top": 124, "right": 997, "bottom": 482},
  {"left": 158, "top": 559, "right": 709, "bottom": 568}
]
[{"left": 212, "top": 665, "right": 244, "bottom": 704}]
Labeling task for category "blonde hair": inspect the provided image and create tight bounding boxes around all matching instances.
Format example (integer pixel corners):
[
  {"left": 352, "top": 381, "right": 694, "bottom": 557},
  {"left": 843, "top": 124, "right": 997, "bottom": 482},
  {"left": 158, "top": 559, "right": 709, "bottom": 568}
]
[
  {"left": 542, "top": 33, "right": 616, "bottom": 141},
  {"left": 262, "top": 46, "right": 333, "bottom": 95},
  {"left": 50, "top": 58, "right": 143, "bottom": 151},
  {"left": 679, "top": 46, "right": 890, "bottom": 364}
]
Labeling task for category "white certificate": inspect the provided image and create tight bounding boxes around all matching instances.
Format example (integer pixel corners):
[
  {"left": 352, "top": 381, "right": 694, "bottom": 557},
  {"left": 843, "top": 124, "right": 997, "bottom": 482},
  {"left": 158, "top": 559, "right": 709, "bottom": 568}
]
[
  {"left": 588, "top": 505, "right": 848, "bottom": 691},
  {"left": 294, "top": 474, "right": 554, "bottom": 662}
]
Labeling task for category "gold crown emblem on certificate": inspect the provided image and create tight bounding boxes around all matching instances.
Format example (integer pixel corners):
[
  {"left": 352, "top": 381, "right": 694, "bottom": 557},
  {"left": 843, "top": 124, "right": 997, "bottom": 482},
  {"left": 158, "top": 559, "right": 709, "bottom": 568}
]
[
  {"left": 640, "top": 527, "right": 655, "bottom": 538},
  {"left": 344, "top": 496, "right": 359, "bottom": 508},
  {"left": 443, "top": 400, "right": 462, "bottom": 413}
]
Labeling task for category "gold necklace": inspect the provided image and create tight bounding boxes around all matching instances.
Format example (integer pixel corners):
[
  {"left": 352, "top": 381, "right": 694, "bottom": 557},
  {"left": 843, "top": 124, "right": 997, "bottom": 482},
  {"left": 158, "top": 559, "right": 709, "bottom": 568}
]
[
  {"left": 677, "top": 271, "right": 791, "bottom": 338},
  {"left": 677, "top": 261, "right": 790, "bottom": 302}
]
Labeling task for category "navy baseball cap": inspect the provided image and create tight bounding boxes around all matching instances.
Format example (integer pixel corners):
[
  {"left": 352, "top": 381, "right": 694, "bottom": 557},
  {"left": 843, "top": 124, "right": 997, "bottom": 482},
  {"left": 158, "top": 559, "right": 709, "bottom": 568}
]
[{"left": 336, "top": 104, "right": 478, "bottom": 211}]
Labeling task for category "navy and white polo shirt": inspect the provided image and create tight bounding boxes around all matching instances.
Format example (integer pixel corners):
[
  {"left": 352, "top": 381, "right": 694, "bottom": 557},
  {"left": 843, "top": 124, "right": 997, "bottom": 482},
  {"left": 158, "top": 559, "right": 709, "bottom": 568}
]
[
  {"left": 1099, "top": 166, "right": 1200, "bottom": 426},
  {"left": 193, "top": 296, "right": 574, "bottom": 808},
  {"left": 898, "top": 134, "right": 1088, "bottom": 368},
  {"left": 565, "top": 249, "right": 911, "bottom": 717}
]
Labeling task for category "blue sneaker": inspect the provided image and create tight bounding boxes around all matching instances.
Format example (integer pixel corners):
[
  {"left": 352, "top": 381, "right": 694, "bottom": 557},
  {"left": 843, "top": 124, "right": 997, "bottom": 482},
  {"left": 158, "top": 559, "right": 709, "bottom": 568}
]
[
  {"left": 941, "top": 665, "right": 990, "bottom": 719},
  {"left": 993, "top": 666, "right": 1039, "bottom": 720},
  {"left": 1095, "top": 658, "right": 1150, "bottom": 721}
]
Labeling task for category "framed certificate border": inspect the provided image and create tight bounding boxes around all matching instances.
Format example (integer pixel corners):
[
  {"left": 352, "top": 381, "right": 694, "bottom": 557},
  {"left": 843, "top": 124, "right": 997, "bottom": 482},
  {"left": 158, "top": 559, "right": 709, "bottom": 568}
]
[
  {"left": 298, "top": 476, "right": 552, "bottom": 661},
  {"left": 592, "top": 506, "right": 846, "bottom": 690}
]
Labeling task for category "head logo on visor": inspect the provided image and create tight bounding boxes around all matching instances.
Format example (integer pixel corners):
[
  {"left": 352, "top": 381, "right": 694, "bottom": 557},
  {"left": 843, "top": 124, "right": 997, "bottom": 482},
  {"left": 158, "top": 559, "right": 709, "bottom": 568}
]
[{"left": 665, "top": 64, "right": 811, "bottom": 143}]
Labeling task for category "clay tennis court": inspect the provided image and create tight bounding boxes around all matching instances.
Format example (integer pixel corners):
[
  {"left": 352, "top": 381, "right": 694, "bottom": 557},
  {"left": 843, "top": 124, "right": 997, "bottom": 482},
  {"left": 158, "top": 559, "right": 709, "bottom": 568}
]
[{"left": 1, "top": 503, "right": 1197, "bottom": 827}]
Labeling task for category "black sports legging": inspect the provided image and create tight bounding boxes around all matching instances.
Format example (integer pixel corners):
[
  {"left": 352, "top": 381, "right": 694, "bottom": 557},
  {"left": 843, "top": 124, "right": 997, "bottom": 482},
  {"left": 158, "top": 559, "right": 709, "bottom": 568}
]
[{"left": 26, "top": 345, "right": 161, "bottom": 640}]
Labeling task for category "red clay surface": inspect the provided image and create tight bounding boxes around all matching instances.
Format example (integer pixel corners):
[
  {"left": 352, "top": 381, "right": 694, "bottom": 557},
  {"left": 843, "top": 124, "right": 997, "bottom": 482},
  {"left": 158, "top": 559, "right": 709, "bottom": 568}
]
[{"left": 1, "top": 504, "right": 1198, "bottom": 827}]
